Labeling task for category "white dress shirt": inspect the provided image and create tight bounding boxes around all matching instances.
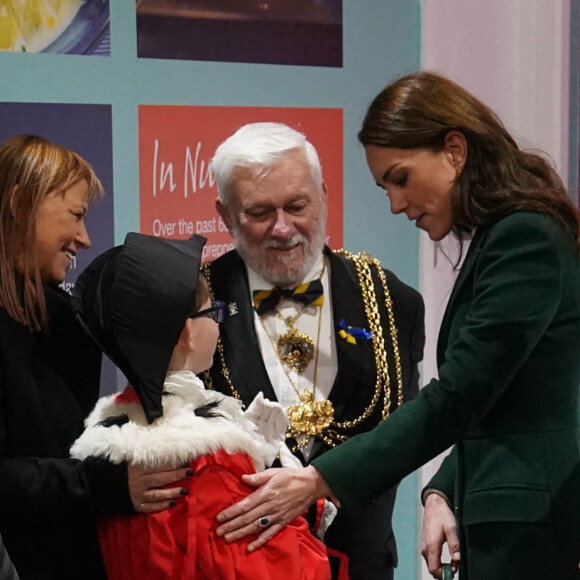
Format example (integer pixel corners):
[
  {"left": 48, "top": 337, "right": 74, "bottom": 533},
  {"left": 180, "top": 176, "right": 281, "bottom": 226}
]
[{"left": 247, "top": 254, "right": 338, "bottom": 459}]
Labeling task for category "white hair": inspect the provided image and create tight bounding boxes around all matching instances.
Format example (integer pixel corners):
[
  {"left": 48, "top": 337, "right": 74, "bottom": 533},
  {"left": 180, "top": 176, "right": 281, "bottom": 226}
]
[{"left": 211, "top": 122, "right": 323, "bottom": 205}]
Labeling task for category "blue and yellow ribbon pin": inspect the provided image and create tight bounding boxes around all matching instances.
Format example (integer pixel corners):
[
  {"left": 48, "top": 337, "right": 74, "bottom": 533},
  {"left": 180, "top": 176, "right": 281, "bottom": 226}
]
[{"left": 338, "top": 319, "right": 372, "bottom": 344}]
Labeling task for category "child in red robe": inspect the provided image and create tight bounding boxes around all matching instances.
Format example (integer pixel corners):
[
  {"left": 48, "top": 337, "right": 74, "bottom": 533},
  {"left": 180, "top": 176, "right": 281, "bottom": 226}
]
[{"left": 70, "top": 232, "right": 331, "bottom": 580}]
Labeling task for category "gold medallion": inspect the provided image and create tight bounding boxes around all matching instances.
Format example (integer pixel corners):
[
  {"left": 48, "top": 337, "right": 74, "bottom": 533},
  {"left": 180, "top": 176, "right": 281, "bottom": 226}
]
[
  {"left": 277, "top": 327, "right": 314, "bottom": 373},
  {"left": 287, "top": 390, "right": 335, "bottom": 437}
]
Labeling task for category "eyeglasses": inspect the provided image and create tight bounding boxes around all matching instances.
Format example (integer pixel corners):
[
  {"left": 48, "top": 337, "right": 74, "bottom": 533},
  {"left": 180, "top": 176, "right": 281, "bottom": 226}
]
[{"left": 190, "top": 300, "right": 227, "bottom": 324}]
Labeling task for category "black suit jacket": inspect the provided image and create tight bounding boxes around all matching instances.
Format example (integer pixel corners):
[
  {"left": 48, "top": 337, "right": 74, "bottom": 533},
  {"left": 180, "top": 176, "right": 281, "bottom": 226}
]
[{"left": 204, "top": 248, "right": 425, "bottom": 580}]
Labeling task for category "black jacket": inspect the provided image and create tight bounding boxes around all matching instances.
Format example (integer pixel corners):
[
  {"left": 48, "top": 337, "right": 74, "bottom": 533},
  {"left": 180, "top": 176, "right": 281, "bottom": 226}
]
[
  {"left": 204, "top": 248, "right": 425, "bottom": 580},
  {"left": 0, "top": 285, "right": 132, "bottom": 580}
]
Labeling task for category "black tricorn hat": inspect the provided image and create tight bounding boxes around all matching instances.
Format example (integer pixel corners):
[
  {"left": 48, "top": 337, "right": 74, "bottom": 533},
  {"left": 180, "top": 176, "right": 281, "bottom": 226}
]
[{"left": 72, "top": 232, "right": 207, "bottom": 423}]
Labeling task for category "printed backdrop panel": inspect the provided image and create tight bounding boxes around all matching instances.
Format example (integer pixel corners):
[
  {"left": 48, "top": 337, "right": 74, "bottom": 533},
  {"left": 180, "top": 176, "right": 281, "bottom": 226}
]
[
  {"left": 136, "top": 0, "right": 342, "bottom": 66},
  {"left": 139, "top": 105, "right": 343, "bottom": 261},
  {"left": 0, "top": 0, "right": 110, "bottom": 55}
]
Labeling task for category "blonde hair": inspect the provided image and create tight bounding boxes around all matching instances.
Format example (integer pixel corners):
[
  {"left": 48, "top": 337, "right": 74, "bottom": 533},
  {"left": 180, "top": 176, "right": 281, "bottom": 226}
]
[{"left": 0, "top": 135, "right": 103, "bottom": 330}]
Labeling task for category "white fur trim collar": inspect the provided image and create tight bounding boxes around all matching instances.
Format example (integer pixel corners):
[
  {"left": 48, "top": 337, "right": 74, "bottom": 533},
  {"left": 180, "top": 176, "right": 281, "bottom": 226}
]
[{"left": 70, "top": 371, "right": 266, "bottom": 470}]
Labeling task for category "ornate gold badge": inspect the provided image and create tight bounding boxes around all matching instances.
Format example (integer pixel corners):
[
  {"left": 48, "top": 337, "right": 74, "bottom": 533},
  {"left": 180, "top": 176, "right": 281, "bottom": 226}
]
[
  {"left": 277, "top": 327, "right": 315, "bottom": 373},
  {"left": 287, "top": 390, "right": 335, "bottom": 437}
]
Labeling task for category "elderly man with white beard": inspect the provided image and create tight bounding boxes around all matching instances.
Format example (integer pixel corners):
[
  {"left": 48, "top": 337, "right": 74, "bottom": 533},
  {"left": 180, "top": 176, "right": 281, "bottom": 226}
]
[{"left": 201, "top": 122, "right": 425, "bottom": 580}]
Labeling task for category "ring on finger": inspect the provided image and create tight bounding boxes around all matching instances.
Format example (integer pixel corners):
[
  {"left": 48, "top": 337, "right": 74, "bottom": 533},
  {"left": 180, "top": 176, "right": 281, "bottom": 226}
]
[{"left": 257, "top": 516, "right": 270, "bottom": 529}]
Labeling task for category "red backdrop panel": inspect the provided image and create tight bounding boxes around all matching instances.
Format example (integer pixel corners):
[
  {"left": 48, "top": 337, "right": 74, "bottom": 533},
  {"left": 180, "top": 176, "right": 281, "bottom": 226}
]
[{"left": 139, "top": 105, "right": 343, "bottom": 262}]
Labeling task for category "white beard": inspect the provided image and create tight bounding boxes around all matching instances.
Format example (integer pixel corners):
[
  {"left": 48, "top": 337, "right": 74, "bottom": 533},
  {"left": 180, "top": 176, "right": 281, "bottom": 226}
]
[{"left": 231, "top": 216, "right": 327, "bottom": 287}]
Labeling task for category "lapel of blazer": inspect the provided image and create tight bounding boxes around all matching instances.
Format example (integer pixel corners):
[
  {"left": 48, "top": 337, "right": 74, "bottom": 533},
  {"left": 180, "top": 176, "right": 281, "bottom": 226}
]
[
  {"left": 437, "top": 229, "right": 487, "bottom": 361},
  {"left": 308, "top": 249, "right": 383, "bottom": 460},
  {"left": 210, "top": 251, "right": 278, "bottom": 404},
  {"left": 326, "top": 249, "right": 374, "bottom": 416}
]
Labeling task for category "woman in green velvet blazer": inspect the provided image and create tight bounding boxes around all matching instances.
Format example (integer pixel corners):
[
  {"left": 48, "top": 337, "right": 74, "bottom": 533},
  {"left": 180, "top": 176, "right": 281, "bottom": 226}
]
[{"left": 214, "top": 72, "right": 580, "bottom": 580}]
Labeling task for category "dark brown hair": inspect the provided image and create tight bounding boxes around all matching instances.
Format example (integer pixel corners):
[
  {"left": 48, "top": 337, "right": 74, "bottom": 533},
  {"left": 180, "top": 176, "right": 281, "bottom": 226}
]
[
  {"left": 0, "top": 135, "right": 103, "bottom": 330},
  {"left": 359, "top": 71, "right": 580, "bottom": 250}
]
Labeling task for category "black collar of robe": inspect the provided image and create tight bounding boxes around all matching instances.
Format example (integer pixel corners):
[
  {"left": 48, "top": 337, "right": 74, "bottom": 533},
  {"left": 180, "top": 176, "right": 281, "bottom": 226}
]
[{"left": 72, "top": 232, "right": 207, "bottom": 423}]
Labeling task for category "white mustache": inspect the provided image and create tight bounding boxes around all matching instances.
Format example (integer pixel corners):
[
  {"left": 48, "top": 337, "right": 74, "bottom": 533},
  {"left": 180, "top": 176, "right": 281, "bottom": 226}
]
[{"left": 265, "top": 235, "right": 305, "bottom": 250}]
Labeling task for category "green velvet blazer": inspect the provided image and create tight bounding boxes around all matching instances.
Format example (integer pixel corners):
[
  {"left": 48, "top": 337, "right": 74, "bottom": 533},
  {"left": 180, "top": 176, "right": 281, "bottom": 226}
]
[{"left": 313, "top": 212, "right": 580, "bottom": 579}]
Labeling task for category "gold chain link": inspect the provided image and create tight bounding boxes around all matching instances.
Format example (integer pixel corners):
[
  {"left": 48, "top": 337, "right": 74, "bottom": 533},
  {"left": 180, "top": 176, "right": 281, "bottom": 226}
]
[
  {"left": 333, "top": 250, "right": 402, "bottom": 427},
  {"left": 201, "top": 262, "right": 245, "bottom": 406}
]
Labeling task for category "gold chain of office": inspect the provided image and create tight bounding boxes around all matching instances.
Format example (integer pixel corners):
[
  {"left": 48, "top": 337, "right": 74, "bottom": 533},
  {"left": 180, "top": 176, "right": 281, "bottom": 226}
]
[{"left": 201, "top": 250, "right": 403, "bottom": 448}]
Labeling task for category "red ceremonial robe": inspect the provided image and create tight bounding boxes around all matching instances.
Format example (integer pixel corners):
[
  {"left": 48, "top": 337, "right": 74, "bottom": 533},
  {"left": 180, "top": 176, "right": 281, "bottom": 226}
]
[
  {"left": 71, "top": 372, "right": 330, "bottom": 580},
  {"left": 99, "top": 450, "right": 329, "bottom": 580}
]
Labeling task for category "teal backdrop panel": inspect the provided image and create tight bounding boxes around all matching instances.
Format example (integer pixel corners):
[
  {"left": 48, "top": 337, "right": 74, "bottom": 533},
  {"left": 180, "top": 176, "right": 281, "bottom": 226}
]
[{"left": 0, "top": 1, "right": 422, "bottom": 577}]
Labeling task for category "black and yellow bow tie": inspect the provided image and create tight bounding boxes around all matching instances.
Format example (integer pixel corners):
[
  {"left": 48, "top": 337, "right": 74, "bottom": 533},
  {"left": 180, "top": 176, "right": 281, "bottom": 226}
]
[{"left": 253, "top": 279, "right": 324, "bottom": 316}]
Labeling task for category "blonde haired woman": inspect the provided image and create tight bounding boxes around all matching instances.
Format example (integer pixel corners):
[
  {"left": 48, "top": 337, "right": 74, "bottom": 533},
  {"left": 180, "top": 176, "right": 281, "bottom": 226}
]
[{"left": 0, "top": 135, "right": 192, "bottom": 579}]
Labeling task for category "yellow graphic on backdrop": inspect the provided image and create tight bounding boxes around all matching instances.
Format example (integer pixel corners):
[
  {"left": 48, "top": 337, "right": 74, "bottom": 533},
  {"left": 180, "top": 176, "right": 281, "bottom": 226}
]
[{"left": 0, "top": 0, "right": 80, "bottom": 52}]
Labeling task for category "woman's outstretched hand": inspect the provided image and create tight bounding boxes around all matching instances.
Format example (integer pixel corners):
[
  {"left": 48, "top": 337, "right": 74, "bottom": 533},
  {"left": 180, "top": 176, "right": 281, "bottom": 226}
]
[{"left": 215, "top": 466, "right": 338, "bottom": 552}]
